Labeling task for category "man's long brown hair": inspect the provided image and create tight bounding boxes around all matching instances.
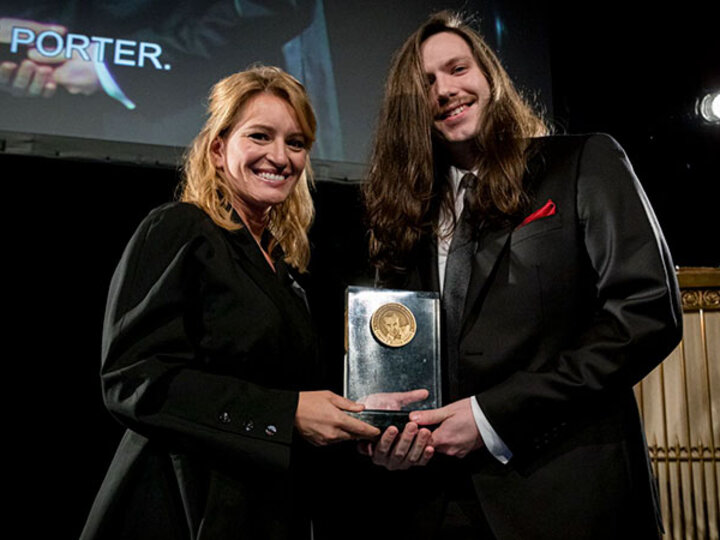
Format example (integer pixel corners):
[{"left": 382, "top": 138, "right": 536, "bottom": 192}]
[{"left": 364, "top": 11, "right": 547, "bottom": 275}]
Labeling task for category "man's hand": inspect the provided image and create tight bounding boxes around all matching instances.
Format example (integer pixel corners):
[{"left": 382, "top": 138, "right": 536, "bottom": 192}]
[
  {"left": 358, "top": 421, "right": 434, "bottom": 470},
  {"left": 357, "top": 388, "right": 429, "bottom": 411},
  {"left": 410, "top": 398, "right": 484, "bottom": 458},
  {"left": 295, "top": 390, "right": 381, "bottom": 446}
]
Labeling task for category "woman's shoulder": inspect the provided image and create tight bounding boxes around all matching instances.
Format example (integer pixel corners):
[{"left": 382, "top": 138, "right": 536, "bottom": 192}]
[
  {"left": 122, "top": 202, "right": 225, "bottom": 263},
  {"left": 143, "top": 201, "right": 214, "bottom": 229},
  {"left": 135, "top": 202, "right": 220, "bottom": 242}
]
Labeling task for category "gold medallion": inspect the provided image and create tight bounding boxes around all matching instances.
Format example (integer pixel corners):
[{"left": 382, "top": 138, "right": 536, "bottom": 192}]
[{"left": 370, "top": 302, "right": 417, "bottom": 347}]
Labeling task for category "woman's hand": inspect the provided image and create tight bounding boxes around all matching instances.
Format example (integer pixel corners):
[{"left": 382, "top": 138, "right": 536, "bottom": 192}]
[
  {"left": 295, "top": 390, "right": 381, "bottom": 446},
  {"left": 357, "top": 388, "right": 429, "bottom": 410}
]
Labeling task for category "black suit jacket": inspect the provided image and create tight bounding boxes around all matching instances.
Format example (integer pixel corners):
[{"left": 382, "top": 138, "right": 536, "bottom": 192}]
[
  {"left": 383, "top": 134, "right": 682, "bottom": 539},
  {"left": 81, "top": 202, "right": 318, "bottom": 539}
]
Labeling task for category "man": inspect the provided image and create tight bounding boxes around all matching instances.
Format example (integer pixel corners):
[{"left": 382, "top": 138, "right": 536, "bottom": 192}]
[{"left": 361, "top": 11, "right": 682, "bottom": 539}]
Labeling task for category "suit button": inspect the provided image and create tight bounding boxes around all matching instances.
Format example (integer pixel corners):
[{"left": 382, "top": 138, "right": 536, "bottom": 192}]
[
  {"left": 265, "top": 425, "right": 277, "bottom": 437},
  {"left": 219, "top": 412, "right": 231, "bottom": 424},
  {"left": 243, "top": 420, "right": 254, "bottom": 432}
]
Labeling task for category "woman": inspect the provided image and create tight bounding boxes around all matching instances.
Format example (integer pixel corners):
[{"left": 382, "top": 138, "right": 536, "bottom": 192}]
[{"left": 81, "top": 66, "right": 379, "bottom": 540}]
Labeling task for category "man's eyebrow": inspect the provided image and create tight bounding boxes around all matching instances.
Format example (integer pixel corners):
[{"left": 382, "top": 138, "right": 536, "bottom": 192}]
[
  {"left": 442, "top": 55, "right": 472, "bottom": 67},
  {"left": 425, "top": 55, "right": 472, "bottom": 75}
]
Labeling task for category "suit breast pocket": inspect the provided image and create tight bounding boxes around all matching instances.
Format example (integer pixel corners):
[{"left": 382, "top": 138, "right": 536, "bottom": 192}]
[
  {"left": 508, "top": 219, "right": 586, "bottom": 336},
  {"left": 511, "top": 215, "right": 563, "bottom": 247}
]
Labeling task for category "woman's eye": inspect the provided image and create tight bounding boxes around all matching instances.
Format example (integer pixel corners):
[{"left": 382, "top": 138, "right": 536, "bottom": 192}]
[
  {"left": 249, "top": 132, "right": 269, "bottom": 141},
  {"left": 288, "top": 139, "right": 306, "bottom": 150},
  {"left": 452, "top": 65, "right": 466, "bottom": 74}
]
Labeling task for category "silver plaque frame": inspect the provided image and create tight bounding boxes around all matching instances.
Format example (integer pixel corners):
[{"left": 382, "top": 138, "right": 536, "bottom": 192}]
[{"left": 344, "top": 286, "right": 441, "bottom": 428}]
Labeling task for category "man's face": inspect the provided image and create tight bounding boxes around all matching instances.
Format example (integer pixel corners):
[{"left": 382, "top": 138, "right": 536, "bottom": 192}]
[
  {"left": 383, "top": 314, "right": 400, "bottom": 337},
  {"left": 421, "top": 31, "right": 491, "bottom": 144}
]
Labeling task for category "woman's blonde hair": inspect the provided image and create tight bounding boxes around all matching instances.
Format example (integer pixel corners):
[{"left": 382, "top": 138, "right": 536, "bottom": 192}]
[{"left": 179, "top": 65, "right": 316, "bottom": 272}]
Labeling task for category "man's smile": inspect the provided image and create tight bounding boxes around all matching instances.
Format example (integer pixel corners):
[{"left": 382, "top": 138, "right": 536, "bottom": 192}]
[{"left": 437, "top": 100, "right": 475, "bottom": 121}]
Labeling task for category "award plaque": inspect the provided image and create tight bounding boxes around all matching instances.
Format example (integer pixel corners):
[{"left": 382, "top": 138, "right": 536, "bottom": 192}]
[{"left": 345, "top": 286, "right": 441, "bottom": 429}]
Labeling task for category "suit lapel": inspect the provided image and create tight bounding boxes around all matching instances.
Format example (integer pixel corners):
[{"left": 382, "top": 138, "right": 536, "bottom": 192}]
[
  {"left": 460, "top": 224, "right": 513, "bottom": 338},
  {"left": 457, "top": 140, "right": 552, "bottom": 337}
]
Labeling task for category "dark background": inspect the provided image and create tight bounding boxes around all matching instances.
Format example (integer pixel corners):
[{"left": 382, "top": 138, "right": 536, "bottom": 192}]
[{"left": 5, "top": 2, "right": 717, "bottom": 537}]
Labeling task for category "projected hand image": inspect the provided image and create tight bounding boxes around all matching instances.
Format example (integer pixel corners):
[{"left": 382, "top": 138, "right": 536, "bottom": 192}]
[
  {"left": 0, "top": 1, "right": 342, "bottom": 159},
  {"left": 45, "top": 46, "right": 101, "bottom": 96},
  {"left": 0, "top": 18, "right": 100, "bottom": 98}
]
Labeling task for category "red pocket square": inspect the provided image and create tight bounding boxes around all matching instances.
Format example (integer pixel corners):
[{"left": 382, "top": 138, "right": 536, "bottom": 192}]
[{"left": 517, "top": 199, "right": 556, "bottom": 229}]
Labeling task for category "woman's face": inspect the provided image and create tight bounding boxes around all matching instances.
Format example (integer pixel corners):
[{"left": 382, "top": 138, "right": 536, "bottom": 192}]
[{"left": 212, "top": 93, "right": 308, "bottom": 220}]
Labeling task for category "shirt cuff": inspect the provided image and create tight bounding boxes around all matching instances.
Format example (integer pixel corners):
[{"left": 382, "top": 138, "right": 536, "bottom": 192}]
[{"left": 471, "top": 396, "right": 512, "bottom": 464}]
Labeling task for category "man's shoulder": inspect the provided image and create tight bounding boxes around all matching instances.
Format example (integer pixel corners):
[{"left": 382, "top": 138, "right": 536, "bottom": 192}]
[
  {"left": 530, "top": 133, "right": 586, "bottom": 156},
  {"left": 526, "top": 133, "right": 624, "bottom": 182},
  {"left": 529, "top": 133, "right": 621, "bottom": 160}
]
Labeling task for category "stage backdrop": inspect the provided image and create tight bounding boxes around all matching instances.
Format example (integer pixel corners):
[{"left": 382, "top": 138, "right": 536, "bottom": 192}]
[{"left": 0, "top": 0, "right": 552, "bottom": 165}]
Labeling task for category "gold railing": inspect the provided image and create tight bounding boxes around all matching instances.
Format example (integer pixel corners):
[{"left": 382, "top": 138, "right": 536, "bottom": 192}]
[{"left": 635, "top": 267, "right": 720, "bottom": 539}]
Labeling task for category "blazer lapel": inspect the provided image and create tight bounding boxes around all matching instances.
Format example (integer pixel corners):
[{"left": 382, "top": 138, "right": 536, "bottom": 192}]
[{"left": 224, "top": 226, "right": 296, "bottom": 315}]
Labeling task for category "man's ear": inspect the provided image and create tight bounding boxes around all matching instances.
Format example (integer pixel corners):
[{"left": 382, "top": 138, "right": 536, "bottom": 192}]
[{"left": 210, "top": 136, "right": 225, "bottom": 169}]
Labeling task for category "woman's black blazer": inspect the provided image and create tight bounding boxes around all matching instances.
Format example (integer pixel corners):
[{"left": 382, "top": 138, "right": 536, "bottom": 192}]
[{"left": 81, "top": 202, "right": 319, "bottom": 539}]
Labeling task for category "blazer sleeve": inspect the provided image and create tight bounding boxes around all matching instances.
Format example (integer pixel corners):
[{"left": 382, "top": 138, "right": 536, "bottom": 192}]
[
  {"left": 100, "top": 203, "right": 298, "bottom": 471},
  {"left": 476, "top": 134, "right": 683, "bottom": 456}
]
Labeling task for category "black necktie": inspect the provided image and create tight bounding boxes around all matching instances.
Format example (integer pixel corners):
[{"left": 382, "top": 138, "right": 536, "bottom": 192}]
[{"left": 442, "top": 173, "right": 477, "bottom": 401}]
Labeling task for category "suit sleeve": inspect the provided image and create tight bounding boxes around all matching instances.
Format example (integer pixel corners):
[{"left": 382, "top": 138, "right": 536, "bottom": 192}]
[
  {"left": 475, "top": 134, "right": 682, "bottom": 457},
  {"left": 100, "top": 204, "right": 298, "bottom": 471}
]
